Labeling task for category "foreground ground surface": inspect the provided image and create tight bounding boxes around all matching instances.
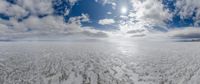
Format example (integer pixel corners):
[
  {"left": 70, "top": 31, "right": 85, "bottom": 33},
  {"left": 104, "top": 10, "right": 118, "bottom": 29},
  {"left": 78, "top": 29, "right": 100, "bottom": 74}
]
[{"left": 0, "top": 39, "right": 200, "bottom": 84}]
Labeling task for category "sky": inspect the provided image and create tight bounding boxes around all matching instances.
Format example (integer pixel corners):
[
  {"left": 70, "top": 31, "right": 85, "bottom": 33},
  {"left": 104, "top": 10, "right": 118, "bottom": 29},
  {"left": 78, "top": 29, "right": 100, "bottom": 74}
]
[{"left": 0, "top": 0, "right": 200, "bottom": 40}]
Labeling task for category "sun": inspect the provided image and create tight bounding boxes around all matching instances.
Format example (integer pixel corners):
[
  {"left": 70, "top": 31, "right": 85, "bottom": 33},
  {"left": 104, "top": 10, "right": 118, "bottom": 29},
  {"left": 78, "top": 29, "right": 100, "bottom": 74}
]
[{"left": 121, "top": 6, "right": 127, "bottom": 14}]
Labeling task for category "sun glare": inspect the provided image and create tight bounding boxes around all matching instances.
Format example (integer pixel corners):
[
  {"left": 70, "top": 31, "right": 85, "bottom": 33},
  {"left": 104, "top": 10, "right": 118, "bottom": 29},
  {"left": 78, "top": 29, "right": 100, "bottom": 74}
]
[{"left": 121, "top": 6, "right": 127, "bottom": 14}]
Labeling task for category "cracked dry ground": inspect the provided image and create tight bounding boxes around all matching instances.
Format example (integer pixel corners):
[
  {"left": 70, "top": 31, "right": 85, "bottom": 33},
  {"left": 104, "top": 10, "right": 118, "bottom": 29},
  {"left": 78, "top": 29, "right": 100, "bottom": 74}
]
[{"left": 0, "top": 41, "right": 200, "bottom": 84}]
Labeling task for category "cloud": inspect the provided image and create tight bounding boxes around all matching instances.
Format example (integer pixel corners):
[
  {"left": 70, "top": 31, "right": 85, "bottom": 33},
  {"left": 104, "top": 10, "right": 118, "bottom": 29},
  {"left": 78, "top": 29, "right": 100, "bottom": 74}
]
[
  {"left": 95, "top": 0, "right": 116, "bottom": 9},
  {"left": 127, "top": 29, "right": 146, "bottom": 34},
  {"left": 175, "top": 0, "right": 200, "bottom": 26},
  {"left": 116, "top": 0, "right": 172, "bottom": 36},
  {"left": 81, "top": 30, "right": 108, "bottom": 38},
  {"left": 0, "top": 13, "right": 104, "bottom": 38},
  {"left": 126, "top": 29, "right": 147, "bottom": 38},
  {"left": 24, "top": 15, "right": 84, "bottom": 32},
  {"left": 131, "top": 34, "right": 146, "bottom": 37},
  {"left": 0, "top": 0, "right": 28, "bottom": 19},
  {"left": 17, "top": 0, "right": 53, "bottom": 16},
  {"left": 130, "top": 0, "right": 172, "bottom": 25},
  {"left": 68, "top": 14, "right": 90, "bottom": 24},
  {"left": 0, "top": 23, "right": 13, "bottom": 33},
  {"left": 107, "top": 12, "right": 112, "bottom": 15},
  {"left": 0, "top": 0, "right": 109, "bottom": 40},
  {"left": 98, "top": 19, "right": 115, "bottom": 25},
  {"left": 168, "top": 27, "right": 200, "bottom": 39},
  {"left": 69, "top": 0, "right": 78, "bottom": 5}
]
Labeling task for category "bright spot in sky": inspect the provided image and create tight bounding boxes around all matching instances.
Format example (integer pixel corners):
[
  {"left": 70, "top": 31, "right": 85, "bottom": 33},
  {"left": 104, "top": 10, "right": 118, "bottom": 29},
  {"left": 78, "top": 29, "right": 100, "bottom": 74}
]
[{"left": 121, "top": 6, "right": 128, "bottom": 14}]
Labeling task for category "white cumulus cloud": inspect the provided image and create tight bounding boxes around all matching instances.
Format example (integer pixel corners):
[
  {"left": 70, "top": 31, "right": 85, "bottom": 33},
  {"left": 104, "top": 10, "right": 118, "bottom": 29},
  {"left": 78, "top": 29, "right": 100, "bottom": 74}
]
[
  {"left": 168, "top": 27, "right": 200, "bottom": 39},
  {"left": 130, "top": 0, "right": 172, "bottom": 25},
  {"left": 175, "top": 0, "right": 200, "bottom": 26},
  {"left": 0, "top": 0, "right": 109, "bottom": 40},
  {"left": 0, "top": 0, "right": 28, "bottom": 19},
  {"left": 98, "top": 19, "right": 115, "bottom": 25}
]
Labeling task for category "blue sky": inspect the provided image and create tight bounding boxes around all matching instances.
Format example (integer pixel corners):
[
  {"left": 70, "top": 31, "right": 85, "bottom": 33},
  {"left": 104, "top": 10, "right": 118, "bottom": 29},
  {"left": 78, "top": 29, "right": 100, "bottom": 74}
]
[
  {"left": 49, "top": 0, "right": 132, "bottom": 30},
  {"left": 67, "top": 0, "right": 117, "bottom": 29},
  {"left": 162, "top": 0, "right": 196, "bottom": 28},
  {"left": 51, "top": 0, "right": 199, "bottom": 28},
  {"left": 0, "top": 0, "right": 200, "bottom": 39},
  {"left": 0, "top": 0, "right": 198, "bottom": 29}
]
